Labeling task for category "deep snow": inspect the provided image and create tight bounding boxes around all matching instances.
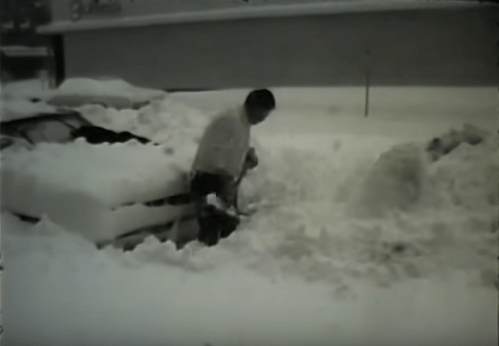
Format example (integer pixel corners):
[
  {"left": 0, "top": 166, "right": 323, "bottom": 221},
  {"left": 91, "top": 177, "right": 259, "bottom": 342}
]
[
  {"left": 1, "top": 140, "right": 196, "bottom": 242},
  {"left": 1, "top": 83, "right": 498, "bottom": 346}
]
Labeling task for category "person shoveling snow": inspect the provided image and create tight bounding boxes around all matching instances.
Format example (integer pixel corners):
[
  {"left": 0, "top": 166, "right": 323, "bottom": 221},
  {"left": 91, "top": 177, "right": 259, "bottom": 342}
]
[{"left": 189, "top": 89, "right": 276, "bottom": 246}]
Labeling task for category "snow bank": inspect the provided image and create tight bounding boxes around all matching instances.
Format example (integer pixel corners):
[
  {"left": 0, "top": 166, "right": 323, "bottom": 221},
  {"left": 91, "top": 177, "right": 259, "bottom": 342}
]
[
  {"left": 230, "top": 127, "right": 498, "bottom": 292},
  {"left": 0, "top": 140, "right": 196, "bottom": 242},
  {"left": 426, "top": 136, "right": 499, "bottom": 211},
  {"left": 345, "top": 130, "right": 498, "bottom": 220}
]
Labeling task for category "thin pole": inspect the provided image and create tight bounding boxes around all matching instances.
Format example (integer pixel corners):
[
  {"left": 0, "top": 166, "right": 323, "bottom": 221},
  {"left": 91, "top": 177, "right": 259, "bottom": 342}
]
[
  {"left": 364, "top": 68, "right": 370, "bottom": 117},
  {"left": 364, "top": 48, "right": 371, "bottom": 118}
]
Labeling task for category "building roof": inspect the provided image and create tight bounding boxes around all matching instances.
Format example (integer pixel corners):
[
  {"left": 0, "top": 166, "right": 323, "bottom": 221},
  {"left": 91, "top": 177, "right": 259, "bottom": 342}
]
[{"left": 38, "top": 0, "right": 495, "bottom": 34}]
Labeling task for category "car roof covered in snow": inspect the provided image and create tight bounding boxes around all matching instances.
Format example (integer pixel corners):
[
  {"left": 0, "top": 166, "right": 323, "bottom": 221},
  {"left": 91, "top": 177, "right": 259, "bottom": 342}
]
[{"left": 1, "top": 78, "right": 168, "bottom": 113}]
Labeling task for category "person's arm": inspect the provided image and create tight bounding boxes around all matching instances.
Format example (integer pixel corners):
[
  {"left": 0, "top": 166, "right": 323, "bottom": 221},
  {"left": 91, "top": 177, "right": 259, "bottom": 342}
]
[{"left": 244, "top": 147, "right": 258, "bottom": 170}]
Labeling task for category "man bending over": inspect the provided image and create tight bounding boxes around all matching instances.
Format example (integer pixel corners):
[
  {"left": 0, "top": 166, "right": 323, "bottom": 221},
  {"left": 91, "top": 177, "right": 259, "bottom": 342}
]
[{"left": 190, "top": 89, "right": 276, "bottom": 246}]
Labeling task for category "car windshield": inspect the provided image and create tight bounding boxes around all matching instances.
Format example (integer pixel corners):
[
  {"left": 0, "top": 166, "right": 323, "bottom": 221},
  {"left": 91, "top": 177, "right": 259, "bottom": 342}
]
[{"left": 24, "top": 120, "right": 74, "bottom": 143}]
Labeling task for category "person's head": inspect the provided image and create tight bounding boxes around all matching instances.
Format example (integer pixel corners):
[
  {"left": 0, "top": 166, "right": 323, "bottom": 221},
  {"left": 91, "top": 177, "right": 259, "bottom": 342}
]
[{"left": 244, "top": 89, "right": 276, "bottom": 125}]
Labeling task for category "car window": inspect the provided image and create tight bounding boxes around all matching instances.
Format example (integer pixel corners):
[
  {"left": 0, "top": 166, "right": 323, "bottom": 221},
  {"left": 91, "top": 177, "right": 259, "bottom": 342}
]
[
  {"left": 25, "top": 121, "right": 74, "bottom": 143},
  {"left": 62, "top": 115, "right": 91, "bottom": 128}
]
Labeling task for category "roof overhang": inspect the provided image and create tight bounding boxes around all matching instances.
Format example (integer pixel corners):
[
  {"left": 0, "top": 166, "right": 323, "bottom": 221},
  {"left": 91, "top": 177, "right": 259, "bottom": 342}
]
[{"left": 37, "top": 0, "right": 496, "bottom": 34}]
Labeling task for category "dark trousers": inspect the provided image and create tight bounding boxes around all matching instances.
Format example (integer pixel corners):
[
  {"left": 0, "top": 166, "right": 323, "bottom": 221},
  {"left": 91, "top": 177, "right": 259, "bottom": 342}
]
[{"left": 190, "top": 171, "right": 240, "bottom": 246}]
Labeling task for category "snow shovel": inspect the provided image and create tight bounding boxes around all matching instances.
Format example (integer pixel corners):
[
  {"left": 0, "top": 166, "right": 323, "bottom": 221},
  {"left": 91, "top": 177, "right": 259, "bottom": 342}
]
[
  {"left": 158, "top": 150, "right": 255, "bottom": 211},
  {"left": 158, "top": 166, "right": 248, "bottom": 210}
]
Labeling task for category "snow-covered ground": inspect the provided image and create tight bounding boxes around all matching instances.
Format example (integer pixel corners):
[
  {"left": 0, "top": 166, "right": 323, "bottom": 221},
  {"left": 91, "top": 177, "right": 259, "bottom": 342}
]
[{"left": 1, "top": 82, "right": 498, "bottom": 346}]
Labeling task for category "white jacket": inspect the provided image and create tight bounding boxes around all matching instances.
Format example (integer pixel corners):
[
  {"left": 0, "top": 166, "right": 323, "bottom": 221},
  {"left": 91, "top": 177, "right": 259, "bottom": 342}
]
[{"left": 192, "top": 106, "right": 250, "bottom": 178}]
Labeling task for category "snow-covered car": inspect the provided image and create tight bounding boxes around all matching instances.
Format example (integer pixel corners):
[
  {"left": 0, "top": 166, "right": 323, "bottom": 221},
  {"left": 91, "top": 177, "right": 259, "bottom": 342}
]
[{"left": 1, "top": 96, "right": 199, "bottom": 251}]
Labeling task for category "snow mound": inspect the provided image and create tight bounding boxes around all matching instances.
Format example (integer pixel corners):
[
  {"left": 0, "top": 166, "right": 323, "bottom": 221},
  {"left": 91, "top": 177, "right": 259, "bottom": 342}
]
[
  {"left": 425, "top": 134, "right": 498, "bottom": 211},
  {"left": 1, "top": 141, "right": 195, "bottom": 242},
  {"left": 348, "top": 142, "right": 430, "bottom": 218},
  {"left": 201, "top": 131, "right": 496, "bottom": 292}
]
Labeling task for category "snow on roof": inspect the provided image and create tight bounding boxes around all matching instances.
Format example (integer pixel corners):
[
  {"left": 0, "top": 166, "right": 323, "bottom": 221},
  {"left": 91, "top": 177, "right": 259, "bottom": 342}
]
[
  {"left": 38, "top": 0, "right": 490, "bottom": 34},
  {"left": 1, "top": 78, "right": 167, "bottom": 103},
  {"left": 55, "top": 78, "right": 167, "bottom": 104},
  {"left": 1, "top": 78, "right": 168, "bottom": 122}
]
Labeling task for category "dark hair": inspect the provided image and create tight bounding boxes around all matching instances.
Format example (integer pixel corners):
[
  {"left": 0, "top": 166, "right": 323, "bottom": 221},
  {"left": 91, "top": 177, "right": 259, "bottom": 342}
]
[{"left": 244, "top": 89, "right": 276, "bottom": 112}]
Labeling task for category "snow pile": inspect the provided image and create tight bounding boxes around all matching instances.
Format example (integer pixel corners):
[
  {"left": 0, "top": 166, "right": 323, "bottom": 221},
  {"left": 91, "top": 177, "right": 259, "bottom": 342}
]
[
  {"left": 78, "top": 97, "right": 210, "bottom": 144},
  {"left": 224, "top": 130, "right": 498, "bottom": 292},
  {"left": 1, "top": 140, "right": 195, "bottom": 242},
  {"left": 425, "top": 134, "right": 498, "bottom": 212},
  {"left": 347, "top": 142, "right": 430, "bottom": 218}
]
